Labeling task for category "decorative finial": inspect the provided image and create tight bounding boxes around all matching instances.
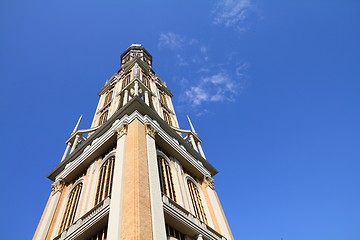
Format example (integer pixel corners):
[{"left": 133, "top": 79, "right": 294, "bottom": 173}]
[{"left": 72, "top": 115, "right": 83, "bottom": 133}]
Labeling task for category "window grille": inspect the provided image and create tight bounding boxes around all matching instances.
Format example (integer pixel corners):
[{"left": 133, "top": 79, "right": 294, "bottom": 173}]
[
  {"left": 187, "top": 180, "right": 208, "bottom": 224},
  {"left": 58, "top": 183, "right": 83, "bottom": 234},
  {"left": 94, "top": 156, "right": 115, "bottom": 205},
  {"left": 158, "top": 156, "right": 176, "bottom": 202},
  {"left": 98, "top": 110, "right": 109, "bottom": 126}
]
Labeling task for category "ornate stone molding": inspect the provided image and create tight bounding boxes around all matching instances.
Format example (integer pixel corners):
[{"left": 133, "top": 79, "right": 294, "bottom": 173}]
[
  {"left": 203, "top": 175, "right": 215, "bottom": 190},
  {"left": 115, "top": 123, "right": 128, "bottom": 139},
  {"left": 51, "top": 179, "right": 65, "bottom": 195},
  {"left": 145, "top": 124, "right": 157, "bottom": 138}
]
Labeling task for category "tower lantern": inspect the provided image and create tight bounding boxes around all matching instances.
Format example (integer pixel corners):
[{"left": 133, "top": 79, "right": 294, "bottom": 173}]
[{"left": 33, "top": 44, "right": 234, "bottom": 240}]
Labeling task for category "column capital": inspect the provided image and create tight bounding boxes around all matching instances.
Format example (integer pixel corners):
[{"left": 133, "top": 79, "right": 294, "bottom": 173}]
[
  {"left": 51, "top": 179, "right": 65, "bottom": 195},
  {"left": 145, "top": 123, "right": 157, "bottom": 139},
  {"left": 203, "top": 175, "right": 215, "bottom": 190},
  {"left": 115, "top": 123, "right": 128, "bottom": 139}
]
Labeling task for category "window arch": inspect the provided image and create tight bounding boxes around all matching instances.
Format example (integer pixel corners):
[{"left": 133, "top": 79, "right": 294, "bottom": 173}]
[
  {"left": 158, "top": 156, "right": 176, "bottom": 202},
  {"left": 94, "top": 156, "right": 115, "bottom": 205},
  {"left": 58, "top": 183, "right": 83, "bottom": 233},
  {"left": 187, "top": 179, "right": 207, "bottom": 224}
]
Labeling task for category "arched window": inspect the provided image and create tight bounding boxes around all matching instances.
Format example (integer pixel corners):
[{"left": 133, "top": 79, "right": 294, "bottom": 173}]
[
  {"left": 58, "top": 183, "right": 83, "bottom": 233},
  {"left": 187, "top": 180, "right": 207, "bottom": 224},
  {"left": 98, "top": 110, "right": 109, "bottom": 126},
  {"left": 94, "top": 156, "right": 115, "bottom": 205},
  {"left": 158, "top": 156, "right": 176, "bottom": 202}
]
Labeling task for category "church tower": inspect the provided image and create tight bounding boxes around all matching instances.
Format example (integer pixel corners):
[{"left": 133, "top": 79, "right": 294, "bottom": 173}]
[{"left": 33, "top": 44, "right": 234, "bottom": 240}]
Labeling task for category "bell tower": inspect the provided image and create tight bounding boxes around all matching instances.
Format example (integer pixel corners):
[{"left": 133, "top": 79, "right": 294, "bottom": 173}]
[{"left": 33, "top": 44, "right": 234, "bottom": 240}]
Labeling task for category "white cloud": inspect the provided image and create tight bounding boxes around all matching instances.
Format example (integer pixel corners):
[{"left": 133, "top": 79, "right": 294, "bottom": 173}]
[
  {"left": 185, "top": 86, "right": 209, "bottom": 106},
  {"left": 158, "top": 32, "right": 185, "bottom": 50},
  {"left": 213, "top": 0, "right": 253, "bottom": 31},
  {"left": 158, "top": 33, "right": 209, "bottom": 65},
  {"left": 158, "top": 32, "right": 249, "bottom": 109},
  {"left": 184, "top": 71, "right": 240, "bottom": 106}
]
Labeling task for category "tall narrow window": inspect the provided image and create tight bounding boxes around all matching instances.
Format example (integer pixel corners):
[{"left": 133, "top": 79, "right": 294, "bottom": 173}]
[
  {"left": 163, "top": 111, "right": 172, "bottom": 126},
  {"left": 58, "top": 183, "right": 83, "bottom": 234},
  {"left": 94, "top": 156, "right": 115, "bottom": 205},
  {"left": 187, "top": 180, "right": 207, "bottom": 224},
  {"left": 160, "top": 92, "right": 168, "bottom": 108},
  {"left": 122, "top": 74, "right": 131, "bottom": 90},
  {"left": 142, "top": 74, "right": 150, "bottom": 88},
  {"left": 98, "top": 110, "right": 109, "bottom": 126},
  {"left": 158, "top": 156, "right": 176, "bottom": 202},
  {"left": 103, "top": 89, "right": 113, "bottom": 107}
]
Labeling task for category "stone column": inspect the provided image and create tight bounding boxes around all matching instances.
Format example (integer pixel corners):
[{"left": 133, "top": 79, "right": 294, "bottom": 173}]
[
  {"left": 120, "top": 119, "right": 153, "bottom": 239},
  {"left": 107, "top": 124, "right": 128, "bottom": 240},
  {"left": 134, "top": 80, "right": 139, "bottom": 96},
  {"left": 70, "top": 135, "right": 80, "bottom": 153},
  {"left": 33, "top": 179, "right": 64, "bottom": 240},
  {"left": 145, "top": 124, "right": 167, "bottom": 240},
  {"left": 144, "top": 90, "right": 149, "bottom": 106},
  {"left": 61, "top": 143, "right": 72, "bottom": 161},
  {"left": 123, "top": 90, "right": 129, "bottom": 106},
  {"left": 204, "top": 177, "right": 234, "bottom": 240},
  {"left": 189, "top": 134, "right": 198, "bottom": 151},
  {"left": 197, "top": 141, "right": 206, "bottom": 159}
]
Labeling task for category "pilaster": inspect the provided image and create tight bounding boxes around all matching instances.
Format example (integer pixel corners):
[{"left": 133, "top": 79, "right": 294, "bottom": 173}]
[
  {"left": 145, "top": 123, "right": 167, "bottom": 240},
  {"left": 120, "top": 119, "right": 153, "bottom": 239},
  {"left": 33, "top": 179, "right": 64, "bottom": 240},
  {"left": 107, "top": 123, "right": 128, "bottom": 240}
]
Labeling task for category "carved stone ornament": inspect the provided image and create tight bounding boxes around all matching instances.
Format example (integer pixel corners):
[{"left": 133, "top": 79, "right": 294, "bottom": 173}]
[
  {"left": 51, "top": 179, "right": 65, "bottom": 195},
  {"left": 115, "top": 124, "right": 128, "bottom": 139},
  {"left": 145, "top": 124, "right": 157, "bottom": 138},
  {"left": 203, "top": 175, "right": 215, "bottom": 190}
]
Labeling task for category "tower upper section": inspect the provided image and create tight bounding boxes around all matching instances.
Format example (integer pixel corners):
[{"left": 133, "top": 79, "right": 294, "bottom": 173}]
[
  {"left": 91, "top": 44, "right": 179, "bottom": 129},
  {"left": 121, "top": 44, "right": 152, "bottom": 67}
]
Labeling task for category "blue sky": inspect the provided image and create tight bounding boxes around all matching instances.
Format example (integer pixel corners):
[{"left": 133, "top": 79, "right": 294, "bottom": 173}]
[{"left": 1, "top": 0, "right": 360, "bottom": 239}]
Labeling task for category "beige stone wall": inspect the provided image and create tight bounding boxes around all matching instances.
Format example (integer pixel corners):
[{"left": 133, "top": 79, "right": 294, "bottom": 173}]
[{"left": 121, "top": 119, "right": 153, "bottom": 239}]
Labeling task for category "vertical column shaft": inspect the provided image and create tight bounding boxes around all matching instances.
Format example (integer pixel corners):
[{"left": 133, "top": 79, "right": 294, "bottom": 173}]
[
  {"left": 121, "top": 119, "right": 153, "bottom": 239},
  {"left": 61, "top": 143, "right": 72, "bottom": 162},
  {"left": 145, "top": 90, "right": 149, "bottom": 106},
  {"left": 134, "top": 80, "right": 139, "bottom": 96},
  {"left": 145, "top": 124, "right": 167, "bottom": 239},
  {"left": 33, "top": 181, "right": 64, "bottom": 240},
  {"left": 123, "top": 90, "right": 129, "bottom": 106},
  {"left": 197, "top": 142, "right": 206, "bottom": 159},
  {"left": 70, "top": 135, "right": 80, "bottom": 153},
  {"left": 189, "top": 134, "right": 198, "bottom": 151},
  {"left": 107, "top": 124, "right": 128, "bottom": 240}
]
